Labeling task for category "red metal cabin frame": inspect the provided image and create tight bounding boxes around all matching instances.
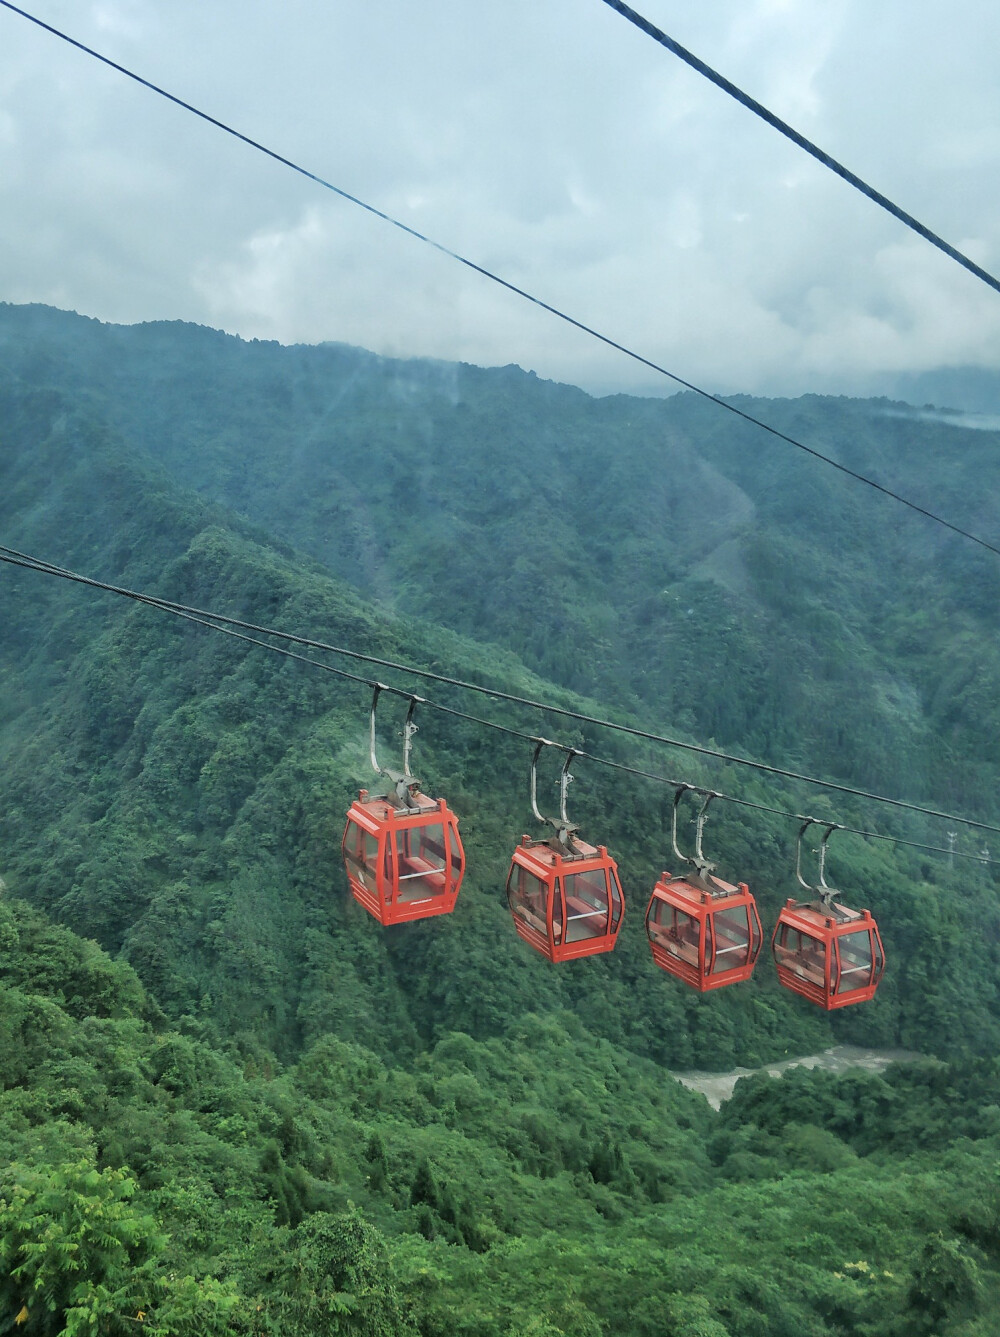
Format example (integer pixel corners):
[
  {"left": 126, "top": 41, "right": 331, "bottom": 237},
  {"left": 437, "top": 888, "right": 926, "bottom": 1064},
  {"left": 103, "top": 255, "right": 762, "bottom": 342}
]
[
  {"left": 505, "top": 741, "right": 625, "bottom": 962},
  {"left": 343, "top": 788, "right": 465, "bottom": 926},
  {"left": 507, "top": 834, "right": 624, "bottom": 962},
  {"left": 772, "top": 899, "right": 884, "bottom": 1009},
  {"left": 646, "top": 872, "right": 762, "bottom": 991},
  {"left": 771, "top": 819, "right": 885, "bottom": 1009},
  {"left": 644, "top": 787, "right": 762, "bottom": 991},
  {"left": 341, "top": 685, "right": 465, "bottom": 926}
]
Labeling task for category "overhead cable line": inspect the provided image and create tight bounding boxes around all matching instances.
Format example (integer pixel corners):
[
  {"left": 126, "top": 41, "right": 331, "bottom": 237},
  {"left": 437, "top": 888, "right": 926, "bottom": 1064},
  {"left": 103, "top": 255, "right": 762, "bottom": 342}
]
[
  {"left": 600, "top": 0, "right": 1000, "bottom": 299},
  {"left": 400, "top": 683, "right": 997, "bottom": 867},
  {"left": 2, "top": 546, "right": 994, "bottom": 868},
  {"left": 3, "top": 541, "right": 999, "bottom": 849},
  {"left": 3, "top": 1, "right": 1000, "bottom": 562}
]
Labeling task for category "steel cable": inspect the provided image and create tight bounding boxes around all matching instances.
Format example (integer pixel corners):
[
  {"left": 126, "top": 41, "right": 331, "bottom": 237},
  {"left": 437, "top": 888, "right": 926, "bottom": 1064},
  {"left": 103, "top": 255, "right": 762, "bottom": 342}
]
[
  {"left": 2, "top": 542, "right": 998, "bottom": 864},
  {"left": 2, "top": 1, "right": 999, "bottom": 560}
]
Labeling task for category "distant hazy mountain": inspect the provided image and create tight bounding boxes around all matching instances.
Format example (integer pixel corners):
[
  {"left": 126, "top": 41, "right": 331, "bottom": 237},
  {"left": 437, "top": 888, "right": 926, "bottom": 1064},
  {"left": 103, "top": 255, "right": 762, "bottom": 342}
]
[
  {"left": 3, "top": 301, "right": 998, "bottom": 817},
  {"left": 880, "top": 365, "right": 1000, "bottom": 414}
]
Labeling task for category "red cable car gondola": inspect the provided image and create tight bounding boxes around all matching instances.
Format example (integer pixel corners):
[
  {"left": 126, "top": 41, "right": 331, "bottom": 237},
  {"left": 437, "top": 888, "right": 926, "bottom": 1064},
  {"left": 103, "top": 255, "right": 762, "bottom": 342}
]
[
  {"left": 645, "top": 788, "right": 762, "bottom": 990},
  {"left": 506, "top": 741, "right": 624, "bottom": 962},
  {"left": 771, "top": 820, "right": 885, "bottom": 1009},
  {"left": 342, "top": 686, "right": 465, "bottom": 926}
]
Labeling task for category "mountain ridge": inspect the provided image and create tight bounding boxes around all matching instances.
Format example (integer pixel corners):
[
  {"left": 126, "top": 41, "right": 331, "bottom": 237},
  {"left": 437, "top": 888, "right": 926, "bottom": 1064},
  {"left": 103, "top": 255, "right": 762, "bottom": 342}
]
[{"left": 2, "top": 301, "right": 1000, "bottom": 1333}]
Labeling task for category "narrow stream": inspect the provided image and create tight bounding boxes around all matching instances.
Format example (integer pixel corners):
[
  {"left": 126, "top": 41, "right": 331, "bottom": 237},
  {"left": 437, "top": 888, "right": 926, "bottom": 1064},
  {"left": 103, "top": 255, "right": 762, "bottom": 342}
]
[{"left": 673, "top": 1044, "right": 926, "bottom": 1110}]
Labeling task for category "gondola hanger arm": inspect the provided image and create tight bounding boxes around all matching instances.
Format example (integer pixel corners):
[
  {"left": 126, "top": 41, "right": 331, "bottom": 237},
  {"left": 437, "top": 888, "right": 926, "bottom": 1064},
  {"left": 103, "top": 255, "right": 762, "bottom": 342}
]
[
  {"left": 795, "top": 818, "right": 845, "bottom": 915},
  {"left": 670, "top": 785, "right": 720, "bottom": 889},
  {"left": 368, "top": 683, "right": 426, "bottom": 809},
  {"left": 529, "top": 738, "right": 581, "bottom": 852}
]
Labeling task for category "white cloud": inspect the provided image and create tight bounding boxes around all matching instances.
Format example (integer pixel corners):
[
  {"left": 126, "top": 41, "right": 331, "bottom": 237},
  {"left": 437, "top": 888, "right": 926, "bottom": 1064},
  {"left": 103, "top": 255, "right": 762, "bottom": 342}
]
[{"left": 1, "top": 0, "right": 999, "bottom": 397}]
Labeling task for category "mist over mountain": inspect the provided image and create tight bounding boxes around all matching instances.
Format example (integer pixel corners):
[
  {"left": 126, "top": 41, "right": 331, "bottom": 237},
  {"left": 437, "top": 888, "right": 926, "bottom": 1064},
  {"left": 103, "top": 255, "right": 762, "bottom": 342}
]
[
  {"left": 3, "top": 301, "right": 999, "bottom": 817},
  {"left": 879, "top": 364, "right": 1000, "bottom": 415}
]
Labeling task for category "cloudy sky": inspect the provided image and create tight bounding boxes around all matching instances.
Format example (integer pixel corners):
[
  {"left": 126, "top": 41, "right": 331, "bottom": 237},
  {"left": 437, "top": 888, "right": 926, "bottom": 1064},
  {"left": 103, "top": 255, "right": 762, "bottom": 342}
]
[{"left": 2, "top": 0, "right": 1000, "bottom": 398}]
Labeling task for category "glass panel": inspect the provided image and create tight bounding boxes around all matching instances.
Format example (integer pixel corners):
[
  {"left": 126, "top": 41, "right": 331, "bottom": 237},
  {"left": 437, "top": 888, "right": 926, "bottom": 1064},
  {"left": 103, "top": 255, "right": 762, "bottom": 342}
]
[
  {"left": 507, "top": 864, "right": 549, "bottom": 936},
  {"left": 774, "top": 924, "right": 827, "bottom": 987},
  {"left": 709, "top": 905, "right": 751, "bottom": 973},
  {"left": 609, "top": 871, "right": 623, "bottom": 934},
  {"left": 344, "top": 821, "right": 380, "bottom": 898},
  {"left": 552, "top": 880, "right": 563, "bottom": 945},
  {"left": 647, "top": 898, "right": 701, "bottom": 967},
  {"left": 836, "top": 930, "right": 874, "bottom": 993},
  {"left": 447, "top": 824, "right": 464, "bottom": 882},
  {"left": 563, "top": 868, "right": 609, "bottom": 942},
  {"left": 343, "top": 819, "right": 360, "bottom": 863},
  {"left": 395, "top": 823, "right": 448, "bottom": 902},
  {"left": 383, "top": 837, "right": 394, "bottom": 903}
]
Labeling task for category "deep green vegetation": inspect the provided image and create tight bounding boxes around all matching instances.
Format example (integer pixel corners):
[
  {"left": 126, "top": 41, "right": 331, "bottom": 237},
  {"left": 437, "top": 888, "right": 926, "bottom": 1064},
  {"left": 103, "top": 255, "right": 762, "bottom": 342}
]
[
  {"left": 1, "top": 303, "right": 999, "bottom": 1332},
  {"left": 2, "top": 899, "right": 999, "bottom": 1334},
  {"left": 3, "top": 302, "right": 1000, "bottom": 819}
]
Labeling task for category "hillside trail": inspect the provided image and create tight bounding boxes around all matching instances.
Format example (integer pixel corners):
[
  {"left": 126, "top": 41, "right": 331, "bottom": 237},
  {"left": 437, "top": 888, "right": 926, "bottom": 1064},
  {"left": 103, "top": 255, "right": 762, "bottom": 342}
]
[{"left": 673, "top": 1044, "right": 925, "bottom": 1110}]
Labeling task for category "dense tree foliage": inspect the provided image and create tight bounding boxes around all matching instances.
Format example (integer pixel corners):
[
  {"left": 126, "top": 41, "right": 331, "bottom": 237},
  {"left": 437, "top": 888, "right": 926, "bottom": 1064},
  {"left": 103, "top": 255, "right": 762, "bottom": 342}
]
[
  {"left": 4, "top": 302, "right": 999, "bottom": 821},
  {"left": 0, "top": 899, "right": 997, "bottom": 1333},
  {"left": 1, "top": 304, "right": 999, "bottom": 1331}
]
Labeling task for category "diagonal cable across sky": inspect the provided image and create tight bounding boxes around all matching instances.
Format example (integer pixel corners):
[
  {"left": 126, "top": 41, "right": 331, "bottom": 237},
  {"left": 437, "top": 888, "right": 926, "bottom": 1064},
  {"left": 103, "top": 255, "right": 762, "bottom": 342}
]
[
  {"left": 1, "top": 0, "right": 999, "bottom": 563},
  {"left": 599, "top": 0, "right": 1000, "bottom": 298}
]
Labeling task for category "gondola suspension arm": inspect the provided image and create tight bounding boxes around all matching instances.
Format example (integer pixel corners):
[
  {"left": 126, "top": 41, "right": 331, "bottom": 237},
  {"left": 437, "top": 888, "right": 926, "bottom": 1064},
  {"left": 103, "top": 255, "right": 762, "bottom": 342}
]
[
  {"left": 670, "top": 786, "right": 723, "bottom": 892},
  {"left": 530, "top": 738, "right": 581, "bottom": 852},
  {"left": 795, "top": 818, "right": 847, "bottom": 918},
  {"left": 369, "top": 682, "right": 425, "bottom": 810}
]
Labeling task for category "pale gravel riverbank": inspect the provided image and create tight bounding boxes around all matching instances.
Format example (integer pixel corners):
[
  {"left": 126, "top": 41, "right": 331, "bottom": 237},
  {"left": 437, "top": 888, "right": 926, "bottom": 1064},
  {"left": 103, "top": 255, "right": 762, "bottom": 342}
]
[{"left": 673, "top": 1044, "right": 927, "bottom": 1110}]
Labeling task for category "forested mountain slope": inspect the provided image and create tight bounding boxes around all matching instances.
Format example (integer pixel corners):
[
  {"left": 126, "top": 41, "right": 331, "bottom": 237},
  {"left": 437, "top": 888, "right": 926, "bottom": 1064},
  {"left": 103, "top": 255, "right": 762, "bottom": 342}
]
[
  {"left": 1, "top": 304, "right": 1000, "bottom": 1333},
  {"left": 3, "top": 302, "right": 999, "bottom": 825},
  {"left": 0, "top": 365, "right": 836, "bottom": 1069},
  {"left": 3, "top": 897, "right": 998, "bottom": 1334},
  {"left": 1, "top": 346, "right": 997, "bottom": 1066}
]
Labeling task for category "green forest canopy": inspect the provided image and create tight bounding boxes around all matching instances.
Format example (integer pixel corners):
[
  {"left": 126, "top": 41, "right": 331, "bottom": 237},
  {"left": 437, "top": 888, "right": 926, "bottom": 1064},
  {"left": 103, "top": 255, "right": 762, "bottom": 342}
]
[{"left": 0, "top": 304, "right": 998, "bottom": 1333}]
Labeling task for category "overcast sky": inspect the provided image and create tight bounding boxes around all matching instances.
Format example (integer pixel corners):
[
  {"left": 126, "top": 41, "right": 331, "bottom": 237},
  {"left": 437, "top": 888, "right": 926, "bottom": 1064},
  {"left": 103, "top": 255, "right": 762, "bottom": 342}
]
[{"left": 2, "top": 0, "right": 1000, "bottom": 398}]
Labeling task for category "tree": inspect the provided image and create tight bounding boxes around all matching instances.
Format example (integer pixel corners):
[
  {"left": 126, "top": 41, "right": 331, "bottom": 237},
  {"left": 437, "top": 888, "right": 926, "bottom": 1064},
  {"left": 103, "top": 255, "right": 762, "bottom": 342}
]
[
  {"left": 902, "top": 1233, "right": 982, "bottom": 1333},
  {"left": 267, "top": 1208, "right": 415, "bottom": 1336},
  {"left": 0, "top": 1153, "right": 239, "bottom": 1336}
]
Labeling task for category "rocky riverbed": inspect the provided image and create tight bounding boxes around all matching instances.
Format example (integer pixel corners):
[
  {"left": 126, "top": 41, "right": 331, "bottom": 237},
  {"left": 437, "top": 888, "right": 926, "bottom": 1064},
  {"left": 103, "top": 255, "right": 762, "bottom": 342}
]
[{"left": 673, "top": 1044, "right": 926, "bottom": 1110}]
